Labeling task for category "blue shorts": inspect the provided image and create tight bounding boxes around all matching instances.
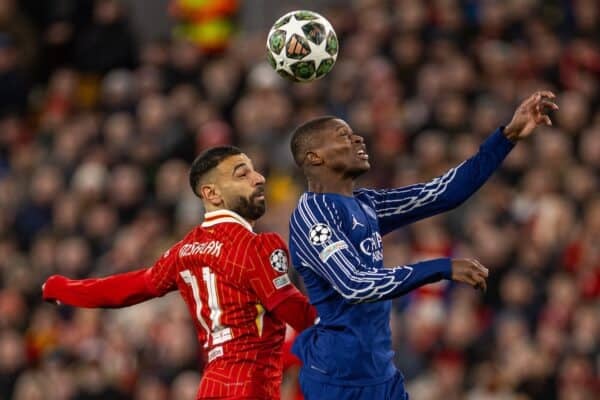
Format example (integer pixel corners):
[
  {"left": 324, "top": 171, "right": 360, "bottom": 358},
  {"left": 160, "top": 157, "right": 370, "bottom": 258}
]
[{"left": 299, "top": 370, "right": 409, "bottom": 400}]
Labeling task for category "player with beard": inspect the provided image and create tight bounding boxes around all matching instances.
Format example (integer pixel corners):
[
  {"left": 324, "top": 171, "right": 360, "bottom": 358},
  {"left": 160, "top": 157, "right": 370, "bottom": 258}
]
[
  {"left": 287, "top": 91, "right": 557, "bottom": 399},
  {"left": 42, "top": 146, "right": 318, "bottom": 400}
]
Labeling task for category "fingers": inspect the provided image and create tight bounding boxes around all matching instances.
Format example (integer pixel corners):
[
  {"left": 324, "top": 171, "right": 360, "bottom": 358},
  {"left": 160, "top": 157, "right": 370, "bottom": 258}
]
[
  {"left": 539, "top": 115, "right": 552, "bottom": 126},
  {"left": 525, "top": 91, "right": 557, "bottom": 109},
  {"left": 538, "top": 90, "right": 556, "bottom": 99},
  {"left": 533, "top": 96, "right": 558, "bottom": 126},
  {"left": 452, "top": 259, "right": 489, "bottom": 292},
  {"left": 468, "top": 259, "right": 488, "bottom": 292},
  {"left": 537, "top": 100, "right": 559, "bottom": 115},
  {"left": 540, "top": 100, "right": 559, "bottom": 110},
  {"left": 472, "top": 259, "right": 489, "bottom": 278}
]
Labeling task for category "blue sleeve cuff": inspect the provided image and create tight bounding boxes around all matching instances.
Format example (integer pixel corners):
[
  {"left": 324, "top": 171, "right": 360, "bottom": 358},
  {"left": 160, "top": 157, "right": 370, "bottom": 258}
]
[
  {"left": 439, "top": 258, "right": 452, "bottom": 280},
  {"left": 421, "top": 257, "right": 452, "bottom": 280},
  {"left": 485, "top": 126, "right": 516, "bottom": 153},
  {"left": 407, "top": 257, "right": 453, "bottom": 281}
]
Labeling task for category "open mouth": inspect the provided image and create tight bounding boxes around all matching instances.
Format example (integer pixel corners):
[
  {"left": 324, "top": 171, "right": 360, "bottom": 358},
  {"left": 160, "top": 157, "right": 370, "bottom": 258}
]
[
  {"left": 254, "top": 190, "right": 265, "bottom": 201},
  {"left": 357, "top": 149, "right": 369, "bottom": 160}
]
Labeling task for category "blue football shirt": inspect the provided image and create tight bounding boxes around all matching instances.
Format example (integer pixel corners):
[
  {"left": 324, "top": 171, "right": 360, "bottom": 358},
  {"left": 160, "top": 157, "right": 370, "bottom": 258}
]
[{"left": 289, "top": 128, "right": 514, "bottom": 385}]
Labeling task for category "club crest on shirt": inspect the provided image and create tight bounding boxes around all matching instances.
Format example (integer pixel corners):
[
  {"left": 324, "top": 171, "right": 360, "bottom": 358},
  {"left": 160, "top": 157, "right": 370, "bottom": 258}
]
[
  {"left": 269, "top": 249, "right": 288, "bottom": 273},
  {"left": 308, "top": 223, "right": 332, "bottom": 246}
]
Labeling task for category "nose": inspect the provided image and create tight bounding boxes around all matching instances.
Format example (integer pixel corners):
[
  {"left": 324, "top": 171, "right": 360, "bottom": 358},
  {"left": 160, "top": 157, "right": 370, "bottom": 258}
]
[
  {"left": 253, "top": 172, "right": 266, "bottom": 186},
  {"left": 352, "top": 134, "right": 364, "bottom": 144}
]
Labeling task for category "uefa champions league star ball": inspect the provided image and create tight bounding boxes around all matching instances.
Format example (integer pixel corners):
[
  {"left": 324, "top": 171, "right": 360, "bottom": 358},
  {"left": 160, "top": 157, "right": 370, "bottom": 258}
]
[
  {"left": 309, "top": 223, "right": 332, "bottom": 245},
  {"left": 266, "top": 10, "right": 339, "bottom": 82}
]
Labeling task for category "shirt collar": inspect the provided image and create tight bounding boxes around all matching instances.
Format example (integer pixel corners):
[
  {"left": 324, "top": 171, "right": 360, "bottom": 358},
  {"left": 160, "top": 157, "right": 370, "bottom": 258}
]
[{"left": 201, "top": 209, "right": 253, "bottom": 232}]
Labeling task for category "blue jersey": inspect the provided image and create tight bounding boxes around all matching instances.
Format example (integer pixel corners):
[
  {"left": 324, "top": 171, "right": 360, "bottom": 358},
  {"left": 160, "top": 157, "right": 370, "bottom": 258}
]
[{"left": 289, "top": 128, "right": 514, "bottom": 386}]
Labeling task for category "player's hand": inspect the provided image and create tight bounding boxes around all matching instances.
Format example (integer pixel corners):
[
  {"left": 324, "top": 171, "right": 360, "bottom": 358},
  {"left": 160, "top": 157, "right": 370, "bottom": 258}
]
[
  {"left": 503, "top": 91, "right": 559, "bottom": 142},
  {"left": 42, "top": 275, "right": 64, "bottom": 305},
  {"left": 450, "top": 258, "right": 488, "bottom": 292}
]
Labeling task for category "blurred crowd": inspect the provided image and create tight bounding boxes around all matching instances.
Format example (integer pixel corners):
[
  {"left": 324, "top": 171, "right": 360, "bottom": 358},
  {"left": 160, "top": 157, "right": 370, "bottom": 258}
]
[{"left": 0, "top": 0, "right": 598, "bottom": 399}]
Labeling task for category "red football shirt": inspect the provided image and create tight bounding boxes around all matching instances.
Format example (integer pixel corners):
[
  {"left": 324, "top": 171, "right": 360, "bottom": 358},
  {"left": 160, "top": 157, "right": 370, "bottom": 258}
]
[{"left": 144, "top": 210, "right": 298, "bottom": 399}]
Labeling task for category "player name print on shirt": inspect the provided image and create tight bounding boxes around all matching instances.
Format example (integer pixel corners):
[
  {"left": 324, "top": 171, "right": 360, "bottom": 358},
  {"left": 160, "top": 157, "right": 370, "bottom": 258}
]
[{"left": 179, "top": 241, "right": 223, "bottom": 257}]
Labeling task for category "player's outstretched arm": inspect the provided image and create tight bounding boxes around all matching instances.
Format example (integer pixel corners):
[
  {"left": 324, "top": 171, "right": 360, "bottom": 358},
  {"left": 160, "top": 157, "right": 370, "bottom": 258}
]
[
  {"left": 357, "top": 91, "right": 558, "bottom": 235},
  {"left": 42, "top": 269, "right": 162, "bottom": 308},
  {"left": 42, "top": 243, "right": 180, "bottom": 308}
]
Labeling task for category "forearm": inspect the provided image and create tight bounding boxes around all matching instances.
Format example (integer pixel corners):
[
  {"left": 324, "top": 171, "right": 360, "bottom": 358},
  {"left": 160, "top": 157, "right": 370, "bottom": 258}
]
[
  {"left": 42, "top": 268, "right": 159, "bottom": 308},
  {"left": 379, "top": 258, "right": 451, "bottom": 301},
  {"left": 343, "top": 258, "right": 452, "bottom": 303},
  {"left": 302, "top": 238, "right": 453, "bottom": 303},
  {"left": 271, "top": 289, "right": 318, "bottom": 332},
  {"left": 442, "top": 127, "right": 514, "bottom": 204}
]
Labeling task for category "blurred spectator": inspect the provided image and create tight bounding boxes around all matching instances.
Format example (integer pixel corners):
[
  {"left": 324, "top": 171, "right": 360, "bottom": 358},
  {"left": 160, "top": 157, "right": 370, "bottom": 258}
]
[
  {"left": 0, "top": 34, "right": 28, "bottom": 116},
  {"left": 74, "top": 0, "right": 136, "bottom": 74}
]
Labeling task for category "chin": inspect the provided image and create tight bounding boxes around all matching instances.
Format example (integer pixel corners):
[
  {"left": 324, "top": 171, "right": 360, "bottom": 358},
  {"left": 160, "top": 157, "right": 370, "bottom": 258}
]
[{"left": 348, "top": 165, "right": 370, "bottom": 179}]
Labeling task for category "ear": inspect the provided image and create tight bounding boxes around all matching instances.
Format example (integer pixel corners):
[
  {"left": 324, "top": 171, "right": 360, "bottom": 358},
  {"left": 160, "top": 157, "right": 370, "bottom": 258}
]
[
  {"left": 199, "top": 184, "right": 223, "bottom": 206},
  {"left": 306, "top": 151, "right": 324, "bottom": 166}
]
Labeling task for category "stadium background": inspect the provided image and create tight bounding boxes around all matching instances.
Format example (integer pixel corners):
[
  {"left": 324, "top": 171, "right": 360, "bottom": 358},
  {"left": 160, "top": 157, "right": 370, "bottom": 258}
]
[{"left": 0, "top": 0, "right": 598, "bottom": 399}]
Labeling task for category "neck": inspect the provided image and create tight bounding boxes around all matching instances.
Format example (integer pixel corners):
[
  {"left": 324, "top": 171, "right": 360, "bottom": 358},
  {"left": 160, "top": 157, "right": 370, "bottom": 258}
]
[
  {"left": 202, "top": 203, "right": 255, "bottom": 227},
  {"left": 307, "top": 173, "right": 354, "bottom": 196}
]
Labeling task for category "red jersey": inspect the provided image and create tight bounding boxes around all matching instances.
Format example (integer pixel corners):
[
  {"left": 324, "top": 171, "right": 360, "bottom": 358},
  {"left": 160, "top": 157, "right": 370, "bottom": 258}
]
[
  {"left": 43, "top": 209, "right": 317, "bottom": 399},
  {"left": 145, "top": 210, "right": 300, "bottom": 399}
]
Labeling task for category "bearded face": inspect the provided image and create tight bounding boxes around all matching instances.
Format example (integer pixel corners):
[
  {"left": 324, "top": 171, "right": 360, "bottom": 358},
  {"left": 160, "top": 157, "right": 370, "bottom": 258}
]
[{"left": 230, "top": 186, "right": 266, "bottom": 221}]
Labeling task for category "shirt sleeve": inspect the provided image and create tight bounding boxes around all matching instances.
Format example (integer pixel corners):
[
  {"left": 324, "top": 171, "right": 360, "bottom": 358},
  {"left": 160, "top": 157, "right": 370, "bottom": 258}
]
[
  {"left": 42, "top": 243, "right": 180, "bottom": 308},
  {"left": 143, "top": 243, "right": 181, "bottom": 296},
  {"left": 244, "top": 233, "right": 300, "bottom": 311},
  {"left": 271, "top": 289, "right": 318, "bottom": 332},
  {"left": 355, "top": 127, "right": 515, "bottom": 235},
  {"left": 290, "top": 194, "right": 452, "bottom": 303}
]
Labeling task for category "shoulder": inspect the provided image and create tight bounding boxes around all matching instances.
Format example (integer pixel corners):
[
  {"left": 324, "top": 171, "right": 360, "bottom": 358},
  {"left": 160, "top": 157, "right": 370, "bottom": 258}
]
[
  {"left": 248, "top": 233, "right": 290, "bottom": 274},
  {"left": 353, "top": 188, "right": 378, "bottom": 204},
  {"left": 293, "top": 193, "right": 347, "bottom": 225},
  {"left": 252, "top": 232, "right": 287, "bottom": 250}
]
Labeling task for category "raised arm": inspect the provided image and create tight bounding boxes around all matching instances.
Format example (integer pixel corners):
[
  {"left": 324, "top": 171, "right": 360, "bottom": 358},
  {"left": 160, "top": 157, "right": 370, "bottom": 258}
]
[
  {"left": 290, "top": 195, "right": 487, "bottom": 303},
  {"left": 42, "top": 245, "right": 180, "bottom": 308},
  {"left": 356, "top": 91, "right": 558, "bottom": 235},
  {"left": 356, "top": 127, "right": 513, "bottom": 234}
]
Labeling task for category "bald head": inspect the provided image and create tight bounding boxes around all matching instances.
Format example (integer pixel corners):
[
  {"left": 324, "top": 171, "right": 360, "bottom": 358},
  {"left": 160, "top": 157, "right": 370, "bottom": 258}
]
[{"left": 290, "top": 116, "right": 338, "bottom": 166}]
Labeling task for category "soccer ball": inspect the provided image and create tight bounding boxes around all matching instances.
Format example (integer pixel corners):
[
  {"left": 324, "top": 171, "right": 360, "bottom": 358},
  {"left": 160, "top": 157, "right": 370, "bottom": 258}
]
[
  {"left": 266, "top": 10, "right": 339, "bottom": 82},
  {"left": 309, "top": 223, "right": 332, "bottom": 245}
]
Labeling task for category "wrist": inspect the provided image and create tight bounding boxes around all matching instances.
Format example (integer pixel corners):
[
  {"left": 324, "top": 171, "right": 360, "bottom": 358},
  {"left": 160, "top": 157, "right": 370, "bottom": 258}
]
[
  {"left": 502, "top": 125, "right": 520, "bottom": 143},
  {"left": 441, "top": 258, "right": 453, "bottom": 280}
]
